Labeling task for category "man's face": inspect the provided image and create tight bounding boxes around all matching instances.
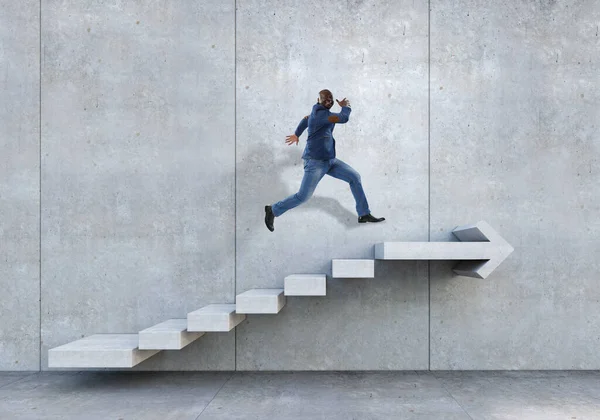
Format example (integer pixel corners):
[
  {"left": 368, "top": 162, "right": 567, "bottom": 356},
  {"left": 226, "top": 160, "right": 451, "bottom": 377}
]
[{"left": 319, "top": 91, "right": 334, "bottom": 109}]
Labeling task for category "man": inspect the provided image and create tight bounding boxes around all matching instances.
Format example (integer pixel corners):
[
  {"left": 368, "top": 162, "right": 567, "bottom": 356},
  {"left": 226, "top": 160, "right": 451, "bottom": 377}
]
[{"left": 264, "top": 89, "right": 385, "bottom": 232}]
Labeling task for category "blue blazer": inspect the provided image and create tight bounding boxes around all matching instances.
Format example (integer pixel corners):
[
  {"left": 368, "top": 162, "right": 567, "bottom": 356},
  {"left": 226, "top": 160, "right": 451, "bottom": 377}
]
[{"left": 294, "top": 103, "right": 352, "bottom": 160}]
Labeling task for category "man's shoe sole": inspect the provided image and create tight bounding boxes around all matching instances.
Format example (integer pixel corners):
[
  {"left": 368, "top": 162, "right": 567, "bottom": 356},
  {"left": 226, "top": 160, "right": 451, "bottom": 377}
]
[
  {"left": 265, "top": 206, "right": 275, "bottom": 232},
  {"left": 358, "top": 217, "right": 385, "bottom": 223}
]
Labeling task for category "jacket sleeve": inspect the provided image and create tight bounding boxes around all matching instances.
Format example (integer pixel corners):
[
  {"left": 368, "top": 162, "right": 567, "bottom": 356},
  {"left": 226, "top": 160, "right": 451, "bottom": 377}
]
[
  {"left": 325, "top": 106, "right": 352, "bottom": 124},
  {"left": 294, "top": 115, "right": 309, "bottom": 137}
]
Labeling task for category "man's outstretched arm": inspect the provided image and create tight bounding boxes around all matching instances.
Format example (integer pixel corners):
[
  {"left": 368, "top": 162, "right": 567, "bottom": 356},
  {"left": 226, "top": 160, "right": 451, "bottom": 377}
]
[
  {"left": 295, "top": 115, "right": 309, "bottom": 136},
  {"left": 326, "top": 98, "right": 351, "bottom": 123},
  {"left": 326, "top": 106, "right": 351, "bottom": 124},
  {"left": 285, "top": 115, "right": 309, "bottom": 146}
]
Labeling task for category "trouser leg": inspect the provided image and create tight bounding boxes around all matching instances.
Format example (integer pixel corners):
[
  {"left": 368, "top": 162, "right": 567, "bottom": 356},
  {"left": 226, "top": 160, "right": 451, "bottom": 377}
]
[
  {"left": 326, "top": 158, "right": 371, "bottom": 217},
  {"left": 271, "top": 159, "right": 327, "bottom": 217}
]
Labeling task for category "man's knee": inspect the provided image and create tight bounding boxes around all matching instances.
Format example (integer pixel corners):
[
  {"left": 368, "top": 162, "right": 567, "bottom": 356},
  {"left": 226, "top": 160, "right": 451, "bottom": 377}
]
[
  {"left": 295, "top": 189, "right": 313, "bottom": 202},
  {"left": 349, "top": 172, "right": 362, "bottom": 185}
]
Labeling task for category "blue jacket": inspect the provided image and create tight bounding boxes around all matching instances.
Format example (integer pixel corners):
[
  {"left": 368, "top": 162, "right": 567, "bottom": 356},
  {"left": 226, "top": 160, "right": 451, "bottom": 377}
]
[{"left": 294, "top": 103, "right": 352, "bottom": 160}]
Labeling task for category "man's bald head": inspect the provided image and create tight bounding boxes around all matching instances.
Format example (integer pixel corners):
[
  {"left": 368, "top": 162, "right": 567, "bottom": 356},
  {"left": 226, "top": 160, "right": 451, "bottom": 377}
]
[{"left": 318, "top": 89, "right": 334, "bottom": 109}]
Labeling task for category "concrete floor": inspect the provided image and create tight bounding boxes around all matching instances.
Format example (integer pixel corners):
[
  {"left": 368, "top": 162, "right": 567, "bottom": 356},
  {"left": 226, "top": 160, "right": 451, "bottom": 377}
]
[{"left": 0, "top": 371, "right": 599, "bottom": 419}]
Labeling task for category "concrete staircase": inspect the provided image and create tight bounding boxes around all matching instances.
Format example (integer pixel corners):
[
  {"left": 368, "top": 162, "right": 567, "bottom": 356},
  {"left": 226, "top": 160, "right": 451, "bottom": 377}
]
[
  {"left": 48, "top": 260, "right": 360, "bottom": 368},
  {"left": 48, "top": 221, "right": 513, "bottom": 368}
]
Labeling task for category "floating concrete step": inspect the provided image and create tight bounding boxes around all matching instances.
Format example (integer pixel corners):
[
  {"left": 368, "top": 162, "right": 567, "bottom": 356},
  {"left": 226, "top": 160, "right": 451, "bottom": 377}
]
[
  {"left": 138, "top": 319, "right": 204, "bottom": 350},
  {"left": 236, "top": 289, "right": 286, "bottom": 314},
  {"left": 284, "top": 274, "right": 327, "bottom": 296},
  {"left": 48, "top": 334, "right": 160, "bottom": 368},
  {"left": 331, "top": 259, "right": 375, "bottom": 278},
  {"left": 187, "top": 304, "right": 246, "bottom": 332}
]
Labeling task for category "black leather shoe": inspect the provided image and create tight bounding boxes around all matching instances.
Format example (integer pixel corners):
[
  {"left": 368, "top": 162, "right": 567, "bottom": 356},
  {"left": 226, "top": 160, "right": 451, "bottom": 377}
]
[
  {"left": 265, "top": 205, "right": 275, "bottom": 232},
  {"left": 358, "top": 213, "right": 385, "bottom": 223}
]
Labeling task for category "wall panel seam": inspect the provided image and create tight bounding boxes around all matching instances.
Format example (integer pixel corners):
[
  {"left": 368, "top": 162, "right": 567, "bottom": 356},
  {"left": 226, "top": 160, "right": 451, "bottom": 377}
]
[
  {"left": 427, "top": 0, "right": 431, "bottom": 371},
  {"left": 234, "top": 0, "right": 238, "bottom": 372},
  {"left": 39, "top": 0, "right": 42, "bottom": 372}
]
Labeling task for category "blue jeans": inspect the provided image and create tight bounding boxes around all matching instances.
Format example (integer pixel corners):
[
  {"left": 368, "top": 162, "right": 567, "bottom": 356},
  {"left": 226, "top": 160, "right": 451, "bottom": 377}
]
[{"left": 271, "top": 158, "right": 371, "bottom": 217}]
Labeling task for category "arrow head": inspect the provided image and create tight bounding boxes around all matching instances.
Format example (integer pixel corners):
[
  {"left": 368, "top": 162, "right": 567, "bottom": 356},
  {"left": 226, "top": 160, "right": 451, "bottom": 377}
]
[{"left": 451, "top": 221, "right": 514, "bottom": 279}]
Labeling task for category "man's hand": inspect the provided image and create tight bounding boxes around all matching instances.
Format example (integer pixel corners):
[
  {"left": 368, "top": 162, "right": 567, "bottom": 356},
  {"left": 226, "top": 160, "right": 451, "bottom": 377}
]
[
  {"left": 336, "top": 97, "right": 349, "bottom": 107},
  {"left": 285, "top": 134, "right": 299, "bottom": 146}
]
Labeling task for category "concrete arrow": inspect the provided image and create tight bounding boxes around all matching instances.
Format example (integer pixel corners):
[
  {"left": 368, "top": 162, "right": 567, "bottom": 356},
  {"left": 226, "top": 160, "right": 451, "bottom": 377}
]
[{"left": 374, "top": 221, "right": 514, "bottom": 279}]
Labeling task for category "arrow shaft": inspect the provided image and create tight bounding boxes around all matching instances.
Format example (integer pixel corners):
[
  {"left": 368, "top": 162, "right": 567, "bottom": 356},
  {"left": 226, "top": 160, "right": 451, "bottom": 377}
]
[{"left": 375, "top": 242, "right": 498, "bottom": 260}]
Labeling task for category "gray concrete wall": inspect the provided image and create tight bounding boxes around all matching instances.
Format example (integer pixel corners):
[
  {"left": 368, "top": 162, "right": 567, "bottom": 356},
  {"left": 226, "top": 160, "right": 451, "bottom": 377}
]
[
  {"left": 40, "top": 0, "right": 235, "bottom": 370},
  {"left": 0, "top": 1, "right": 40, "bottom": 371},
  {"left": 1, "top": 0, "right": 598, "bottom": 371},
  {"left": 430, "top": 0, "right": 600, "bottom": 369}
]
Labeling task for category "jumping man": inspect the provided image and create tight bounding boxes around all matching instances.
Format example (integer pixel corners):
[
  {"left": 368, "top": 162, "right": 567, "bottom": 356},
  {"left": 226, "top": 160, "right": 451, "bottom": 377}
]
[{"left": 264, "top": 89, "right": 385, "bottom": 232}]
